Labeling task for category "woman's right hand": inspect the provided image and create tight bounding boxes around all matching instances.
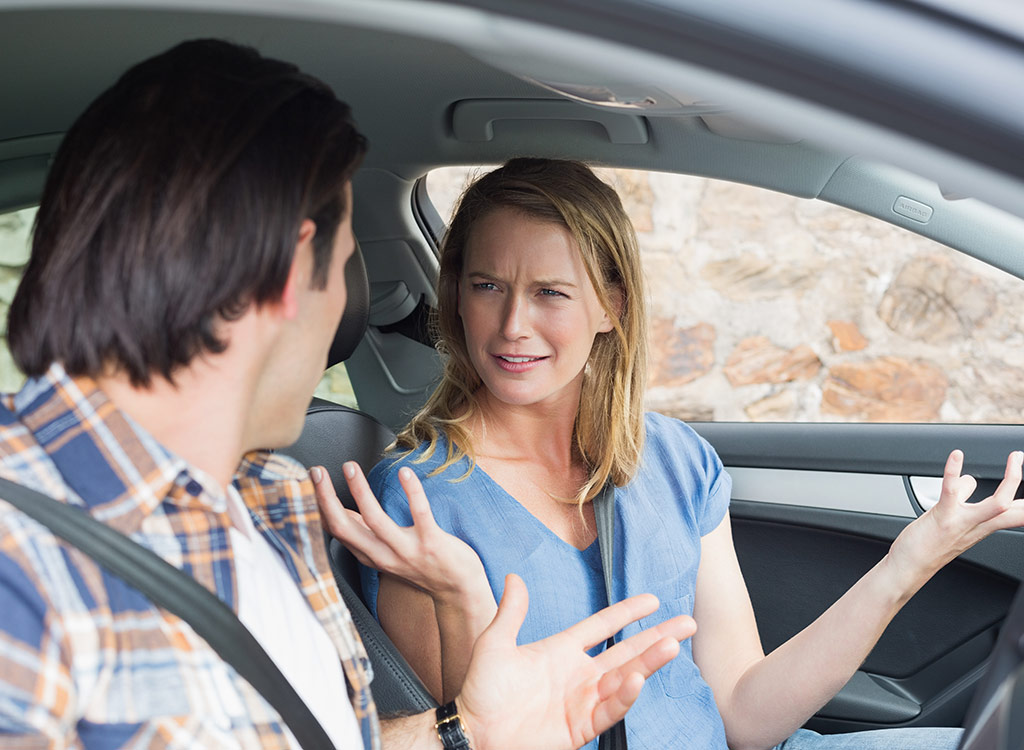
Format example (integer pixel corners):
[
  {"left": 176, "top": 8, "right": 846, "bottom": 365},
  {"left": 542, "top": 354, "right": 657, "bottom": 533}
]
[
  {"left": 312, "top": 462, "right": 495, "bottom": 608},
  {"left": 886, "top": 449, "right": 1024, "bottom": 587}
]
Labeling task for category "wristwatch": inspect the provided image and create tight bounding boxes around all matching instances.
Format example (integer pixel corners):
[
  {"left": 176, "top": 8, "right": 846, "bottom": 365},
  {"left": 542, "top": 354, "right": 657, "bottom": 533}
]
[{"left": 434, "top": 700, "right": 472, "bottom": 749}]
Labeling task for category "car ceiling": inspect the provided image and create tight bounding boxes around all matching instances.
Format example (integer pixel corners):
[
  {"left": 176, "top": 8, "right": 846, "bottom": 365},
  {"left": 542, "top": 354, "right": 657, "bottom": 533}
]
[
  {"left": 0, "top": 6, "right": 841, "bottom": 182},
  {"left": 1, "top": 2, "right": 1023, "bottom": 279}
]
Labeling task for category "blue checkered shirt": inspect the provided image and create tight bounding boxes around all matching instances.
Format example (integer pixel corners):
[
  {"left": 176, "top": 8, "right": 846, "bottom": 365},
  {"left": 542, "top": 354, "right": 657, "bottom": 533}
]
[{"left": 0, "top": 363, "right": 379, "bottom": 749}]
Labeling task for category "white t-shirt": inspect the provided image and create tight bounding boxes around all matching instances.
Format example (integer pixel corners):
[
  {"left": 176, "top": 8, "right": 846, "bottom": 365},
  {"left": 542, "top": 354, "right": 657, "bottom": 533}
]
[{"left": 225, "top": 484, "right": 362, "bottom": 748}]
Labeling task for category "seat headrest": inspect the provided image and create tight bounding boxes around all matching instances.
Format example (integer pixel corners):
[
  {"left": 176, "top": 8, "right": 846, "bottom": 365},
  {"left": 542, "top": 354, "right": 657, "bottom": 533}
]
[{"left": 327, "top": 238, "right": 369, "bottom": 367}]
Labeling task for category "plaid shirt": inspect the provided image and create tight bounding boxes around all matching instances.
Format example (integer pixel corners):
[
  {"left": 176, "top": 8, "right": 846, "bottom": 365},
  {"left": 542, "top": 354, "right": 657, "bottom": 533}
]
[{"left": 0, "top": 363, "right": 379, "bottom": 750}]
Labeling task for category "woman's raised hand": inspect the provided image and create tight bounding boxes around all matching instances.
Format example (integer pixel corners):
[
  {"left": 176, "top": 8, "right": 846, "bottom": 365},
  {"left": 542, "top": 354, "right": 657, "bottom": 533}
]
[
  {"left": 312, "top": 462, "right": 494, "bottom": 607},
  {"left": 888, "top": 450, "right": 1024, "bottom": 585}
]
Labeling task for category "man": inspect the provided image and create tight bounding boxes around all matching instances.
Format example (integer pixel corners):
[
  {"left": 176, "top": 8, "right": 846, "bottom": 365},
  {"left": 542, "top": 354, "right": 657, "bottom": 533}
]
[{"left": 0, "top": 39, "right": 691, "bottom": 749}]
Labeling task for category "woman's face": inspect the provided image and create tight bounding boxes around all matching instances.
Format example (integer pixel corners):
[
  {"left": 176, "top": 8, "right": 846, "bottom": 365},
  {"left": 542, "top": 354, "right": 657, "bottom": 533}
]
[{"left": 458, "top": 207, "right": 613, "bottom": 413}]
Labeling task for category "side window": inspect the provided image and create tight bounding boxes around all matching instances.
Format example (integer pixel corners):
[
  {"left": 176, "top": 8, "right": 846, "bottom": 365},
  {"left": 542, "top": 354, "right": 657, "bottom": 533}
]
[
  {"left": 315, "top": 362, "right": 358, "bottom": 409},
  {"left": 425, "top": 166, "right": 491, "bottom": 225},
  {"left": 0, "top": 207, "right": 33, "bottom": 392},
  {"left": 0, "top": 206, "right": 357, "bottom": 407},
  {"left": 424, "top": 167, "right": 1024, "bottom": 425}
]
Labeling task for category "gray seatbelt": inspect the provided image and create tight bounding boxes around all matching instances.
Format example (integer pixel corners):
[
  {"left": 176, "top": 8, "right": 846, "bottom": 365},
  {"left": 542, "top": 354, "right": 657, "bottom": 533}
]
[
  {"left": 595, "top": 483, "right": 628, "bottom": 750},
  {"left": 0, "top": 476, "right": 336, "bottom": 750}
]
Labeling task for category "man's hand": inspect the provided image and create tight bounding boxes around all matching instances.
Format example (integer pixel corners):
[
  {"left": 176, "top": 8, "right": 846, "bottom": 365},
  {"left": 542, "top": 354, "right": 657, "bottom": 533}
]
[{"left": 457, "top": 574, "right": 695, "bottom": 750}]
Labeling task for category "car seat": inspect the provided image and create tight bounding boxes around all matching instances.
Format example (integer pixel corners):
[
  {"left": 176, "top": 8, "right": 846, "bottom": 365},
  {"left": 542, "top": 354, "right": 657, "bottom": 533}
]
[{"left": 279, "top": 240, "right": 437, "bottom": 716}]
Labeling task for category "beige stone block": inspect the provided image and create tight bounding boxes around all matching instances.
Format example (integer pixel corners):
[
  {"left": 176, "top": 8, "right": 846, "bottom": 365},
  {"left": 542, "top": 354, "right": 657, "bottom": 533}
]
[
  {"left": 724, "top": 336, "right": 821, "bottom": 386},
  {"left": 827, "top": 320, "right": 868, "bottom": 352},
  {"left": 701, "top": 251, "right": 823, "bottom": 301},
  {"left": 648, "top": 318, "right": 715, "bottom": 388},
  {"left": 745, "top": 389, "right": 798, "bottom": 421},
  {"left": 878, "top": 254, "right": 995, "bottom": 343},
  {"left": 821, "top": 357, "right": 947, "bottom": 421}
]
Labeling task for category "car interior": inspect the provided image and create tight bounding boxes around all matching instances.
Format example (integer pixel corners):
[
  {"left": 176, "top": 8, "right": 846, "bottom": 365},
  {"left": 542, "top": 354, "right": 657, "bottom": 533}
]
[{"left": 3, "top": 0, "right": 1024, "bottom": 743}]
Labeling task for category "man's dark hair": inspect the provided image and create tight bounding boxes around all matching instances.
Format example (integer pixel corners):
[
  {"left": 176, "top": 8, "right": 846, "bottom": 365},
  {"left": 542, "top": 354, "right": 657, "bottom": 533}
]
[{"left": 8, "top": 39, "right": 367, "bottom": 386}]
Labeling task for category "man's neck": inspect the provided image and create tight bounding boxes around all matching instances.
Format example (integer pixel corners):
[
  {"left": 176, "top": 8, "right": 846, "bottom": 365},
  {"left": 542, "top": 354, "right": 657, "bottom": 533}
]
[{"left": 96, "top": 360, "right": 254, "bottom": 489}]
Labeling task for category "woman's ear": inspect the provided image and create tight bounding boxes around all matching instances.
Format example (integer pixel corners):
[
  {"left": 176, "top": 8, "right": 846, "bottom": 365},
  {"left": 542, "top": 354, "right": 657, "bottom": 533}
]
[{"left": 599, "top": 285, "right": 624, "bottom": 333}]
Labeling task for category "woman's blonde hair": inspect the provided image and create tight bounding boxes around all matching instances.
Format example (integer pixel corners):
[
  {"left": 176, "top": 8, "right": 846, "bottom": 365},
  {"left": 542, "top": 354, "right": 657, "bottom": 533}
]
[{"left": 395, "top": 158, "right": 648, "bottom": 504}]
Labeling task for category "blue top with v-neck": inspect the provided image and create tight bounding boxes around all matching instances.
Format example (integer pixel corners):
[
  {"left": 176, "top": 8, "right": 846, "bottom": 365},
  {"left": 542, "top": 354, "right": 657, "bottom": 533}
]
[{"left": 361, "top": 412, "right": 732, "bottom": 750}]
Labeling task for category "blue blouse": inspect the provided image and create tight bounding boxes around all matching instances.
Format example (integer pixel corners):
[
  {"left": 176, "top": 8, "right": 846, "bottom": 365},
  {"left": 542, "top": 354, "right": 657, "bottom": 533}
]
[{"left": 361, "top": 412, "right": 732, "bottom": 749}]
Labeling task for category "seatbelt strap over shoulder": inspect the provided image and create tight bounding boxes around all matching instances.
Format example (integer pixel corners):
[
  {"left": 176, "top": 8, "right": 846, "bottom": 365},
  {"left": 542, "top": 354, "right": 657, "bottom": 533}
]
[
  {"left": 0, "top": 476, "right": 336, "bottom": 750},
  {"left": 594, "top": 484, "right": 616, "bottom": 609},
  {"left": 594, "top": 483, "right": 628, "bottom": 750}
]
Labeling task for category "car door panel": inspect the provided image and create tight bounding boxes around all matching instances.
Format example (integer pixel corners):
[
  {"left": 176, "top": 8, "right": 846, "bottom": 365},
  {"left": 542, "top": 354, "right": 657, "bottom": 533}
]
[{"left": 693, "top": 423, "right": 1024, "bottom": 731}]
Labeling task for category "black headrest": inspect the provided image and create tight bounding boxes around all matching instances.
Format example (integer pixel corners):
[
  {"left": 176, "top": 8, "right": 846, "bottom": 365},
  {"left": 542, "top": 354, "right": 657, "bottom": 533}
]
[{"left": 327, "top": 238, "right": 369, "bottom": 367}]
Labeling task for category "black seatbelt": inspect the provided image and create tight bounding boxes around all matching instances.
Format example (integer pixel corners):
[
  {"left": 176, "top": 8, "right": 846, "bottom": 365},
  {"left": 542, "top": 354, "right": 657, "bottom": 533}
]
[
  {"left": 595, "top": 484, "right": 628, "bottom": 750},
  {"left": 0, "top": 476, "right": 336, "bottom": 750}
]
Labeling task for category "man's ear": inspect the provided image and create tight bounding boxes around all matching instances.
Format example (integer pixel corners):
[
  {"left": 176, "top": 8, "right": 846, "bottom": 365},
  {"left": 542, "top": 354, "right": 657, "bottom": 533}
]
[{"left": 280, "top": 219, "right": 317, "bottom": 320}]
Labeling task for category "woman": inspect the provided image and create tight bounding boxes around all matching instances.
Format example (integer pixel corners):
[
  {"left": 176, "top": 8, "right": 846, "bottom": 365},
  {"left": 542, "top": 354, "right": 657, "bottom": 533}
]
[{"left": 314, "top": 158, "right": 1022, "bottom": 749}]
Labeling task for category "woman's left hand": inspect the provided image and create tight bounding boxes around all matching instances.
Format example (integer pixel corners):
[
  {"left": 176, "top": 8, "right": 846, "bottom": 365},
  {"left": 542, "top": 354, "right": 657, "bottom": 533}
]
[{"left": 888, "top": 450, "right": 1024, "bottom": 585}]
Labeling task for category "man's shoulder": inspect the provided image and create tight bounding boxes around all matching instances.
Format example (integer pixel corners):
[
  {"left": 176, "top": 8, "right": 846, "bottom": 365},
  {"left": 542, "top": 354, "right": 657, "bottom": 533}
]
[
  {"left": 239, "top": 448, "right": 310, "bottom": 483},
  {"left": 0, "top": 389, "right": 33, "bottom": 454},
  {"left": 0, "top": 391, "right": 68, "bottom": 499},
  {"left": 0, "top": 388, "right": 78, "bottom": 596}
]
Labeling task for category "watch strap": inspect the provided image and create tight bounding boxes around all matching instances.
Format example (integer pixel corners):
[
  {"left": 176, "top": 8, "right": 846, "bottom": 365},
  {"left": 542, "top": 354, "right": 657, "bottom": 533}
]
[{"left": 435, "top": 700, "right": 472, "bottom": 749}]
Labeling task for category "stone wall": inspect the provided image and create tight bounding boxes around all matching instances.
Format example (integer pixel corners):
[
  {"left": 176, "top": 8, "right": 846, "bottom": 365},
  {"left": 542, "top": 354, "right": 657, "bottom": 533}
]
[{"left": 428, "top": 167, "right": 1024, "bottom": 424}]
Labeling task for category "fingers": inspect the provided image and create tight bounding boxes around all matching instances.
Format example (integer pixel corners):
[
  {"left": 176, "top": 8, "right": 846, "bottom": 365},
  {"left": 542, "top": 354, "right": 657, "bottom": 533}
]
[
  {"left": 976, "top": 451, "right": 1024, "bottom": 530},
  {"left": 343, "top": 462, "right": 440, "bottom": 542},
  {"left": 476, "top": 574, "right": 529, "bottom": 649},
  {"left": 311, "top": 465, "right": 343, "bottom": 527},
  {"left": 592, "top": 615, "right": 694, "bottom": 673},
  {"left": 934, "top": 450, "right": 1024, "bottom": 534},
  {"left": 397, "top": 466, "right": 441, "bottom": 532},
  {"left": 312, "top": 463, "right": 403, "bottom": 566},
  {"left": 943, "top": 449, "right": 964, "bottom": 480},
  {"left": 590, "top": 634, "right": 683, "bottom": 732},
  {"left": 938, "top": 450, "right": 975, "bottom": 506},
  {"left": 341, "top": 461, "right": 396, "bottom": 530},
  {"left": 590, "top": 671, "right": 645, "bottom": 733},
  {"left": 992, "top": 451, "right": 1023, "bottom": 507},
  {"left": 312, "top": 465, "right": 368, "bottom": 542},
  {"left": 559, "top": 594, "right": 660, "bottom": 651}
]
